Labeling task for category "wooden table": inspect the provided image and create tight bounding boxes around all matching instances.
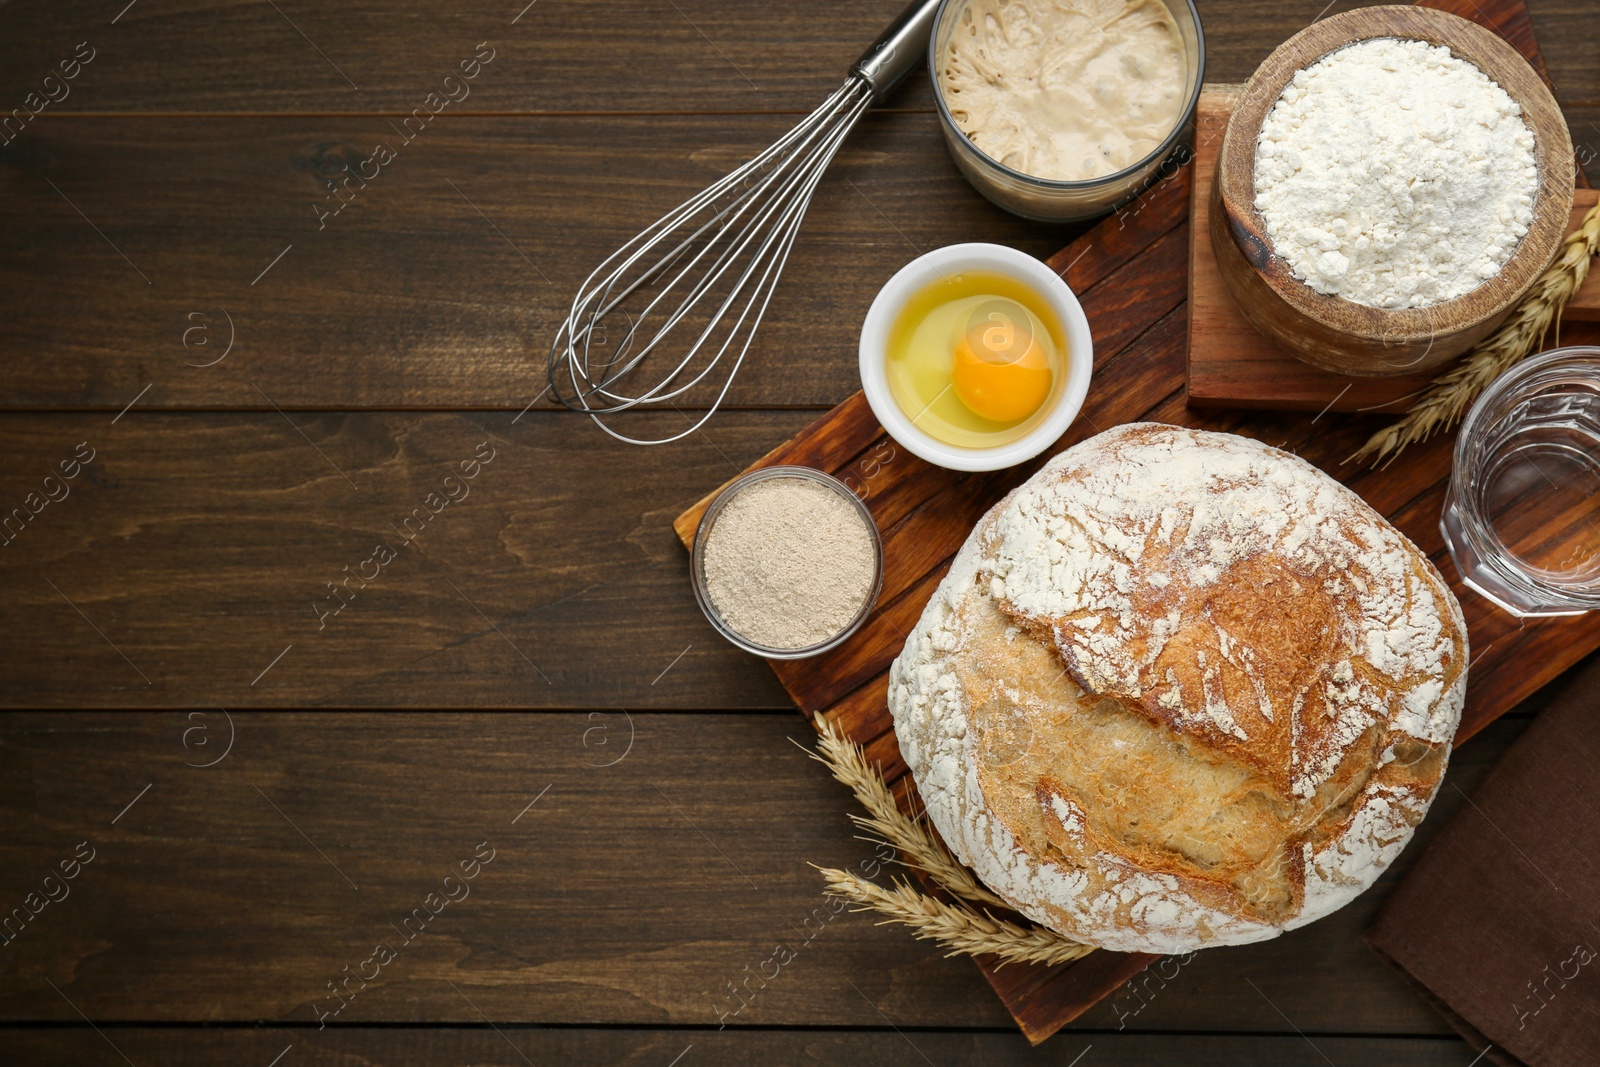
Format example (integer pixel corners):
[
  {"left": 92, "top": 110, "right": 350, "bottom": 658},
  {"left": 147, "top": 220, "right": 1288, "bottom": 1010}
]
[{"left": 1, "top": 1, "right": 1596, "bottom": 1063}]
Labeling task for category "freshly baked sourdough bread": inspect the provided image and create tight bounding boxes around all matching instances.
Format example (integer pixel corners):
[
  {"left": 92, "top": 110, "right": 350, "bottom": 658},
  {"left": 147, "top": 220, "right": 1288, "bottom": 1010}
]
[{"left": 889, "top": 424, "right": 1467, "bottom": 953}]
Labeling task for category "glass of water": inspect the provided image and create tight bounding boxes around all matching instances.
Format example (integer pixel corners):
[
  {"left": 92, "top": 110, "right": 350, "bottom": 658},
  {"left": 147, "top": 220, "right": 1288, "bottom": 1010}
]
[{"left": 1442, "top": 346, "right": 1600, "bottom": 617}]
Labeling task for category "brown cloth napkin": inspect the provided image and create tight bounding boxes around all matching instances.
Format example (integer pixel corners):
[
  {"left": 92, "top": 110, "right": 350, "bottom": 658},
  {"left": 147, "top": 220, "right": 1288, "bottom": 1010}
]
[{"left": 1366, "top": 654, "right": 1600, "bottom": 1067}]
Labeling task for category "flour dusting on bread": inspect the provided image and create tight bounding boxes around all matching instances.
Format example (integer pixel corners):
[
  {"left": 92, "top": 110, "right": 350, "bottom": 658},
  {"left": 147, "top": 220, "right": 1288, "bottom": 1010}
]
[{"left": 890, "top": 424, "right": 1467, "bottom": 954}]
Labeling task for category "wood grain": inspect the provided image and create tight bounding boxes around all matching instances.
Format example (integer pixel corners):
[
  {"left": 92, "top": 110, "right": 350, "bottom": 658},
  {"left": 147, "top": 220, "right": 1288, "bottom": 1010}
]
[
  {"left": 0, "top": 710, "right": 1524, "bottom": 1033},
  {"left": 0, "top": 410, "right": 819, "bottom": 708},
  {"left": 1197, "top": 0, "right": 1600, "bottom": 109},
  {"left": 0, "top": 0, "right": 936, "bottom": 117},
  {"left": 1189, "top": 90, "right": 1600, "bottom": 412},
  {"left": 0, "top": 1029, "right": 1488, "bottom": 1066},
  {"left": 5, "top": 0, "right": 1600, "bottom": 116},
  {"left": 0, "top": 113, "right": 1065, "bottom": 411},
  {"left": 3, "top": 106, "right": 1597, "bottom": 415},
  {"left": 3, "top": 0, "right": 1599, "bottom": 1056}
]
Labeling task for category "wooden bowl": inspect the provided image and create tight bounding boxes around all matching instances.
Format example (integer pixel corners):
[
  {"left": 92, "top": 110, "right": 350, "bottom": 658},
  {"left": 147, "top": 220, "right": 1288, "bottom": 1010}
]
[{"left": 1210, "top": 6, "right": 1574, "bottom": 377}]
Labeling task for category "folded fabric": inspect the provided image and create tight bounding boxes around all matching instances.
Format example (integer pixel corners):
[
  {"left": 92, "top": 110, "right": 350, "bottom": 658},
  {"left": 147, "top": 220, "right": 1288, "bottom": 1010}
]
[{"left": 1366, "top": 654, "right": 1600, "bottom": 1067}]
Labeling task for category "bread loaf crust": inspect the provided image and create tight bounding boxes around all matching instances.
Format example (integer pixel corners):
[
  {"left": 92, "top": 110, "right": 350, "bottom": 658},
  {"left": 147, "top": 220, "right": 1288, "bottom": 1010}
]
[{"left": 890, "top": 424, "right": 1467, "bottom": 953}]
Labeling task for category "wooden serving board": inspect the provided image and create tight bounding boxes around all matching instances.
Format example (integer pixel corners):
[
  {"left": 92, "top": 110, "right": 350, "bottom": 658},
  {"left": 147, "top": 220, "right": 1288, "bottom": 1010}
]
[
  {"left": 673, "top": 0, "right": 1600, "bottom": 1043},
  {"left": 1186, "top": 74, "right": 1600, "bottom": 413}
]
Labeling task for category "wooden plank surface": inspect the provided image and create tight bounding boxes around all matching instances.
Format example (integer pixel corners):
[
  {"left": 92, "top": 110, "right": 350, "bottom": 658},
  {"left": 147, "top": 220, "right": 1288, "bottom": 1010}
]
[
  {"left": 0, "top": 711, "right": 1527, "bottom": 1035},
  {"left": 4, "top": 0, "right": 1599, "bottom": 115},
  {"left": 4, "top": 0, "right": 1600, "bottom": 1059},
  {"left": 0, "top": 410, "right": 815, "bottom": 708},
  {"left": 0, "top": 98, "right": 1596, "bottom": 412},
  {"left": 9, "top": 103, "right": 1590, "bottom": 412},
  {"left": 0, "top": 0, "right": 939, "bottom": 116},
  {"left": 0, "top": 114, "right": 1060, "bottom": 411},
  {"left": 0, "top": 1029, "right": 1490, "bottom": 1066}
]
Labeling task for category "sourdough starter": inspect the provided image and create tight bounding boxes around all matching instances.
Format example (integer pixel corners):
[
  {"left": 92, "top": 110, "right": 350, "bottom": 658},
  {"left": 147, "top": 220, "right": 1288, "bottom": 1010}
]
[{"left": 939, "top": 0, "right": 1188, "bottom": 182}]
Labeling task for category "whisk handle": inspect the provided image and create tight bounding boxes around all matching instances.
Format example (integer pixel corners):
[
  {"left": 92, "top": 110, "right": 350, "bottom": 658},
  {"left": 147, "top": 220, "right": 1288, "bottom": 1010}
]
[{"left": 850, "top": 0, "right": 942, "bottom": 99}]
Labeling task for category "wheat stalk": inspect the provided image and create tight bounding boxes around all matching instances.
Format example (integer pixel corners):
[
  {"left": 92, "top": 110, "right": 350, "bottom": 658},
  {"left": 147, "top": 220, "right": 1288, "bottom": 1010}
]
[
  {"left": 808, "top": 719, "right": 1005, "bottom": 908},
  {"left": 806, "top": 719, "right": 1093, "bottom": 967},
  {"left": 1350, "top": 199, "right": 1600, "bottom": 468},
  {"left": 816, "top": 866, "right": 1095, "bottom": 968}
]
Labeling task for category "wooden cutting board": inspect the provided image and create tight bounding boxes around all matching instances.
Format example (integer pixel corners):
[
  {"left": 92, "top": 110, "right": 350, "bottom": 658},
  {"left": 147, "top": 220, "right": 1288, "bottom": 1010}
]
[{"left": 673, "top": 0, "right": 1600, "bottom": 1044}]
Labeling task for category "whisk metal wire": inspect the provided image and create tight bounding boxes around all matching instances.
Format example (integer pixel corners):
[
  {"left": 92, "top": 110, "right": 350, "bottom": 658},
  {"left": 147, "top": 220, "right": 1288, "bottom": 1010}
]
[{"left": 548, "top": 77, "right": 876, "bottom": 446}]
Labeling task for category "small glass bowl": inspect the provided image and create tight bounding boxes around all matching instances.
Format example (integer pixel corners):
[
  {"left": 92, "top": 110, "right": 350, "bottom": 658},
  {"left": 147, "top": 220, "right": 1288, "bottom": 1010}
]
[
  {"left": 691, "top": 466, "right": 884, "bottom": 659},
  {"left": 929, "top": 0, "right": 1206, "bottom": 222},
  {"left": 1441, "top": 346, "right": 1600, "bottom": 617}
]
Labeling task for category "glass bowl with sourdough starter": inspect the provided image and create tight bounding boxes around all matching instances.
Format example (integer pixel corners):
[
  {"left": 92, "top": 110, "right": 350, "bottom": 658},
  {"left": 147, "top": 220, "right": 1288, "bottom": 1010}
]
[
  {"left": 691, "top": 467, "right": 884, "bottom": 659},
  {"left": 930, "top": 0, "right": 1205, "bottom": 222}
]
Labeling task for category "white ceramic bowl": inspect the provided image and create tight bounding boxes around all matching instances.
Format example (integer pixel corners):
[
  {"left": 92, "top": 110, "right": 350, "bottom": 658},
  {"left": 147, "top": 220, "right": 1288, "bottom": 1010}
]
[{"left": 858, "top": 243, "right": 1094, "bottom": 472}]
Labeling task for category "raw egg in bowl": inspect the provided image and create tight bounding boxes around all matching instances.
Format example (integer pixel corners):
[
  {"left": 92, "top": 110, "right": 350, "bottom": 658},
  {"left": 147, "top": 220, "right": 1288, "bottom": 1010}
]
[{"left": 859, "top": 243, "right": 1094, "bottom": 472}]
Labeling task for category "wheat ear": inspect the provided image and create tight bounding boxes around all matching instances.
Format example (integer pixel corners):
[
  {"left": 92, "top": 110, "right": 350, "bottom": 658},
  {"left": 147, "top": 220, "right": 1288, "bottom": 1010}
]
[
  {"left": 1351, "top": 199, "right": 1600, "bottom": 468},
  {"left": 808, "top": 719, "right": 1005, "bottom": 908},
  {"left": 815, "top": 866, "right": 1095, "bottom": 968}
]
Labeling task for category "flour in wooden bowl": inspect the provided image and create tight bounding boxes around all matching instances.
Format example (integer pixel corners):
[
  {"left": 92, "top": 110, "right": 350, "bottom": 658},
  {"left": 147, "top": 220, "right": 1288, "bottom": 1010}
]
[{"left": 1253, "top": 37, "right": 1538, "bottom": 309}]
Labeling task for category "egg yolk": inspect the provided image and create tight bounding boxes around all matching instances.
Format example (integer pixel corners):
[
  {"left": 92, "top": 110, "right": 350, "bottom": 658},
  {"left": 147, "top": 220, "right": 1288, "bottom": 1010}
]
[{"left": 950, "top": 330, "right": 1052, "bottom": 424}]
